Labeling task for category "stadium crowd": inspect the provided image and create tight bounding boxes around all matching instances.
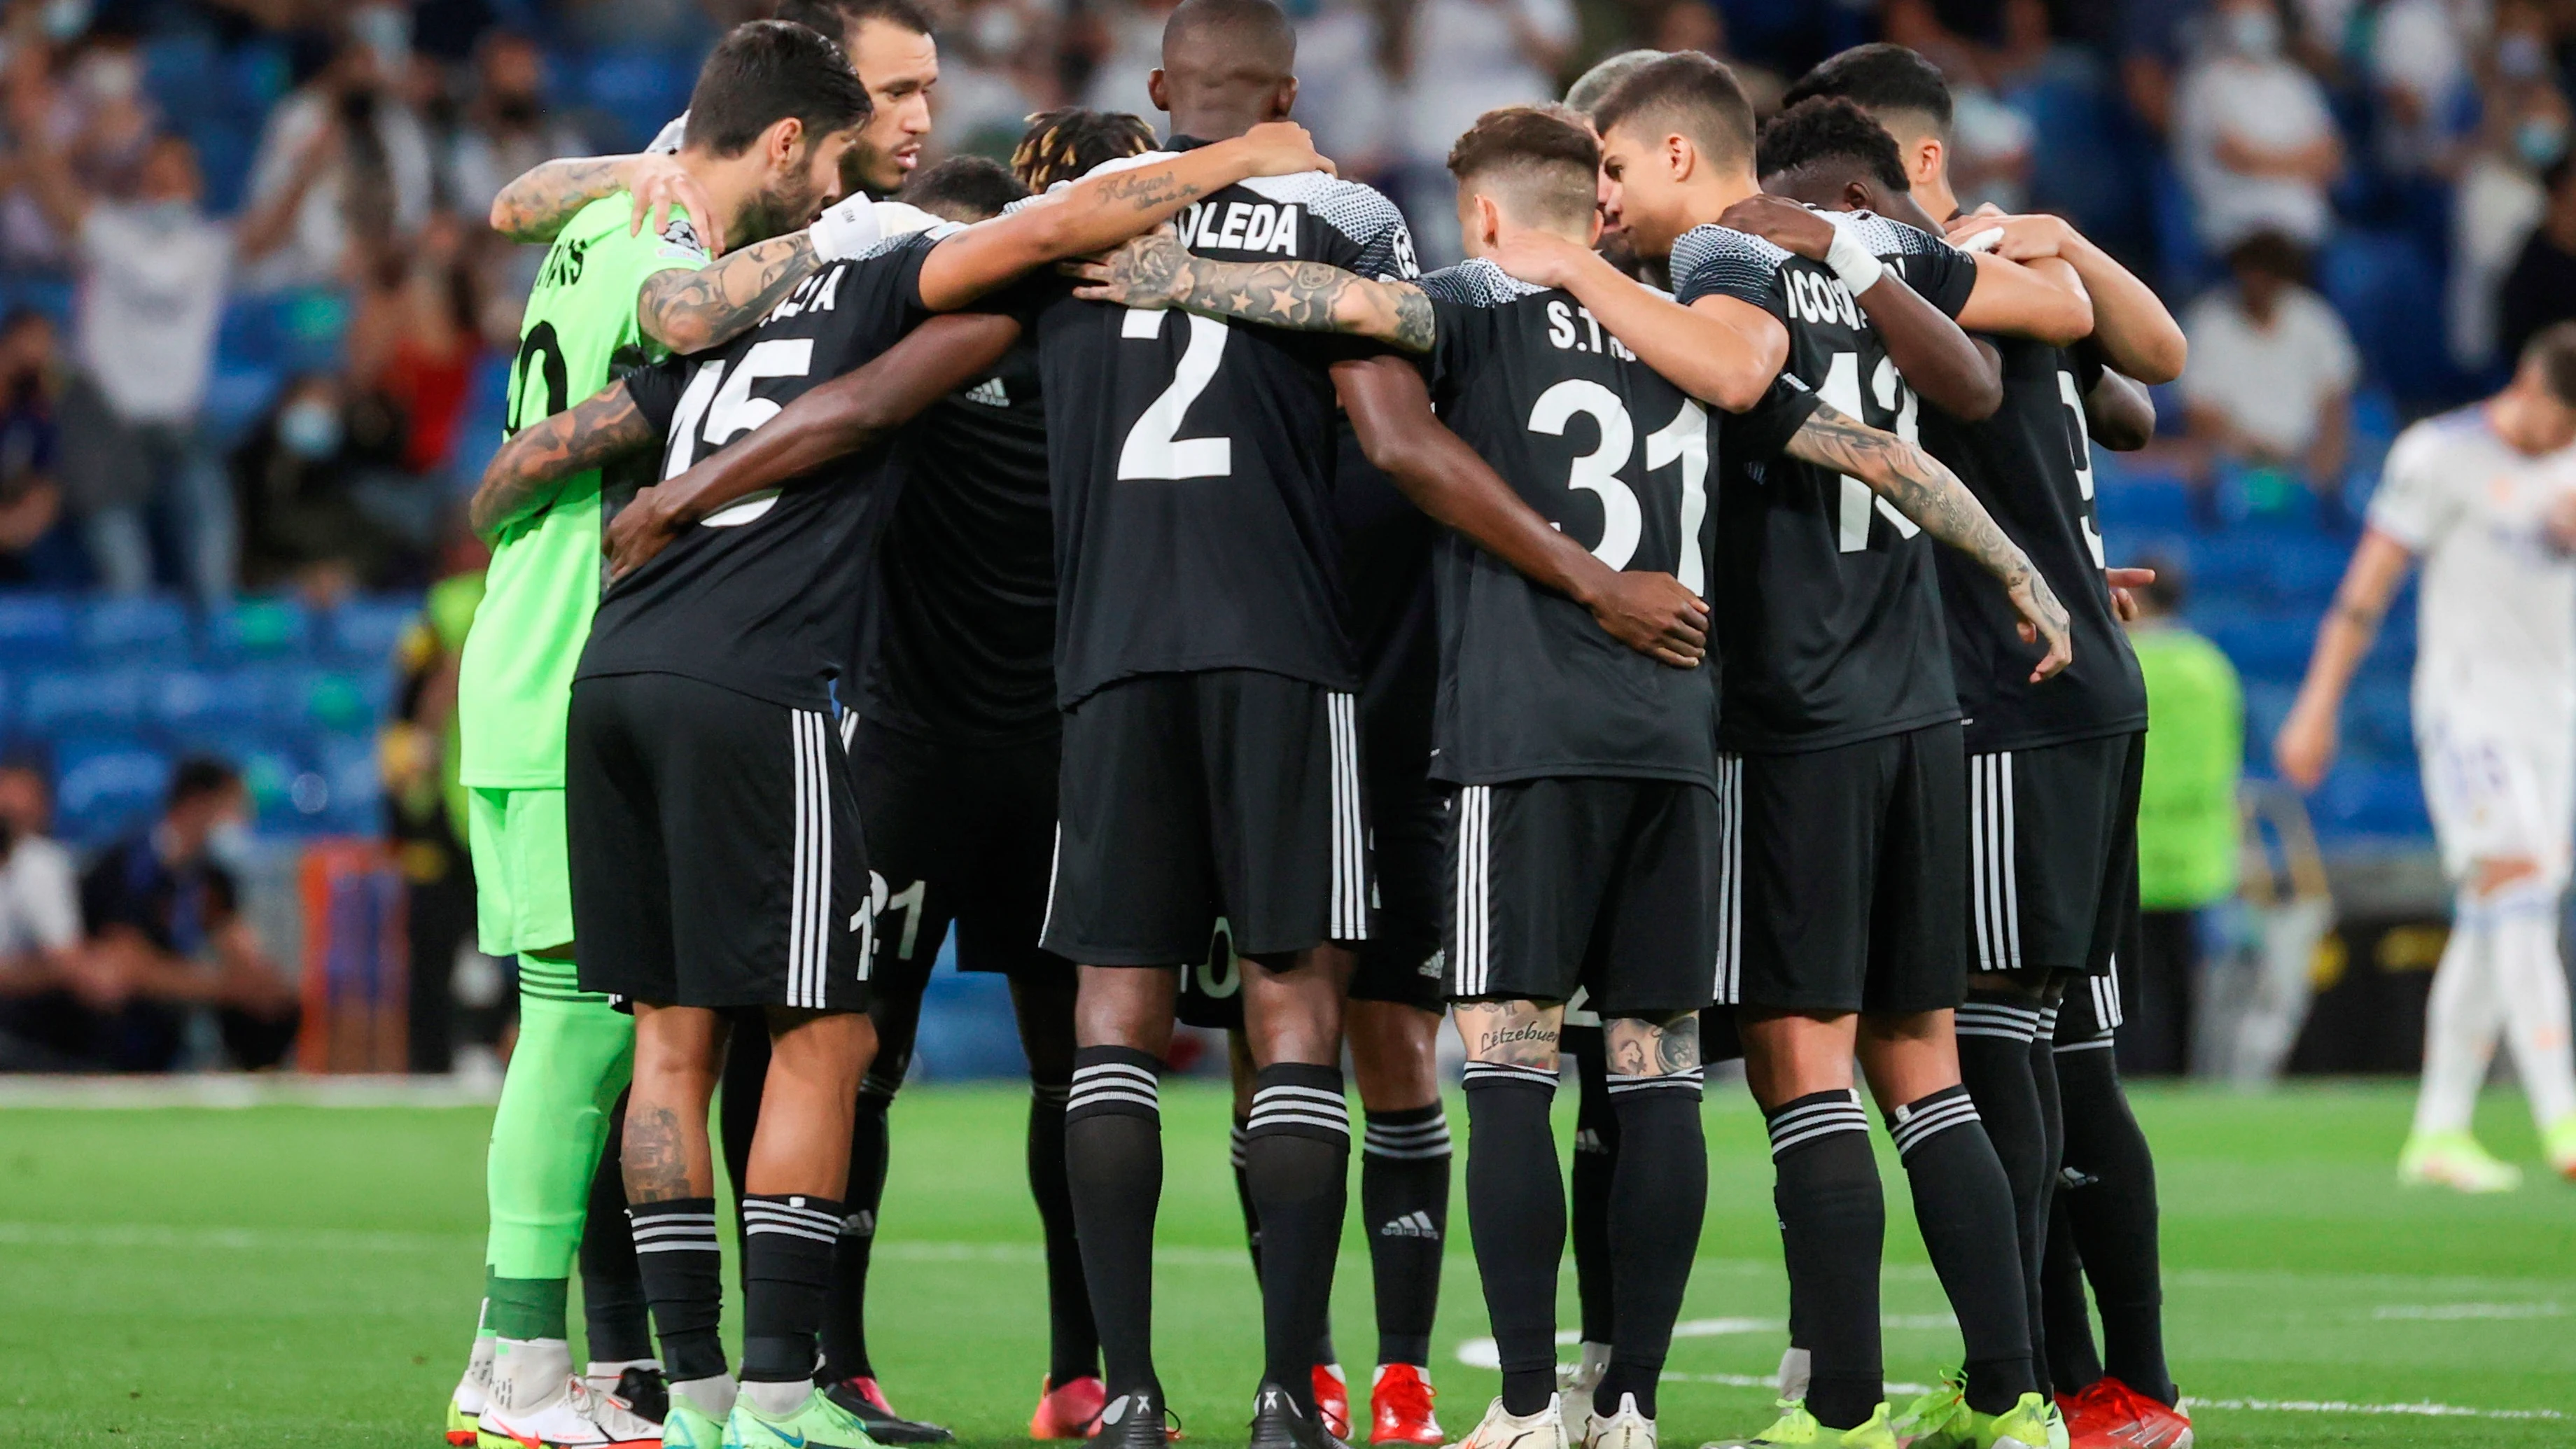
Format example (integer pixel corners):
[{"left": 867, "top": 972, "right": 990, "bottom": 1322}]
[{"left": 0, "top": 2, "right": 2539, "bottom": 1070}]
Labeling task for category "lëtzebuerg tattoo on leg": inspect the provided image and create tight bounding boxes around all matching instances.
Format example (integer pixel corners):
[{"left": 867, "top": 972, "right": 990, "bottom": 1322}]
[{"left": 1455, "top": 1000, "right": 1565, "bottom": 1068}]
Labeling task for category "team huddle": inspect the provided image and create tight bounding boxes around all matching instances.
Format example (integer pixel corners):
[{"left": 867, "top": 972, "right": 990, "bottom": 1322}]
[{"left": 438, "top": 5, "right": 2212, "bottom": 1449}]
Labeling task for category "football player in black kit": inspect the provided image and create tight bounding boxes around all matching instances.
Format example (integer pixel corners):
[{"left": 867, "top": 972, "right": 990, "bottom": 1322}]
[
  {"left": 1077, "top": 81, "right": 2090, "bottom": 1449},
  {"left": 1030, "top": 5, "right": 1708, "bottom": 1448},
  {"left": 1779, "top": 45, "right": 2197, "bottom": 1449},
  {"left": 1465, "top": 54, "right": 2087, "bottom": 1448},
  {"left": 470, "top": 122, "right": 1339, "bottom": 1449}
]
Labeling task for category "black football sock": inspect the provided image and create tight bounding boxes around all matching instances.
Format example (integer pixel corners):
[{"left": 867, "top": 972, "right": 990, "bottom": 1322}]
[
  {"left": 1245, "top": 1063, "right": 1351, "bottom": 1411},
  {"left": 1231, "top": 1116, "right": 1264, "bottom": 1277},
  {"left": 1029, "top": 1074, "right": 1101, "bottom": 1385},
  {"left": 581, "top": 1093, "right": 657, "bottom": 1365},
  {"left": 629, "top": 1198, "right": 728, "bottom": 1383},
  {"left": 1955, "top": 994, "right": 2047, "bottom": 1398},
  {"left": 2055, "top": 1030, "right": 2175, "bottom": 1405},
  {"left": 2028, "top": 1010, "right": 2066, "bottom": 1399},
  {"left": 1596, "top": 1069, "right": 1707, "bottom": 1422},
  {"left": 1889, "top": 1086, "right": 2036, "bottom": 1416},
  {"left": 1765, "top": 1090, "right": 1881, "bottom": 1432},
  {"left": 741, "top": 1194, "right": 844, "bottom": 1385},
  {"left": 1362, "top": 1103, "right": 1451, "bottom": 1368},
  {"left": 2040, "top": 1177, "right": 2102, "bottom": 1392},
  {"left": 1463, "top": 1061, "right": 1567, "bottom": 1418},
  {"left": 1567, "top": 1031, "right": 1620, "bottom": 1350},
  {"left": 818, "top": 1066, "right": 899, "bottom": 1383},
  {"left": 1067, "top": 1046, "right": 1166, "bottom": 1399}
]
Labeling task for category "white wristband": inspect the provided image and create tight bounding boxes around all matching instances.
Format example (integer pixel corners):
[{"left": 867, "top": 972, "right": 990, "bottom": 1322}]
[
  {"left": 1821, "top": 216, "right": 1885, "bottom": 294},
  {"left": 808, "top": 194, "right": 884, "bottom": 261}
]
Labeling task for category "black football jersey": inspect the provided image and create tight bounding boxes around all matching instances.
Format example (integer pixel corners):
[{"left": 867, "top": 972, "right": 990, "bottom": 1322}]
[
  {"left": 578, "top": 230, "right": 962, "bottom": 710},
  {"left": 857, "top": 336, "right": 1059, "bottom": 743},
  {"left": 1333, "top": 422, "right": 1438, "bottom": 781},
  {"left": 1678, "top": 214, "right": 1980, "bottom": 753},
  {"left": 1418, "top": 260, "right": 1799, "bottom": 788},
  {"left": 1030, "top": 144, "right": 1420, "bottom": 706},
  {"left": 1924, "top": 338, "right": 2148, "bottom": 752}
]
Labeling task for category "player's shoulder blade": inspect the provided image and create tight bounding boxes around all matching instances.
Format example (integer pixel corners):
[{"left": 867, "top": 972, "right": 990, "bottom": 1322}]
[
  {"left": 1418, "top": 258, "right": 1547, "bottom": 308},
  {"left": 1670, "top": 223, "right": 1789, "bottom": 304},
  {"left": 1231, "top": 172, "right": 1419, "bottom": 276}
]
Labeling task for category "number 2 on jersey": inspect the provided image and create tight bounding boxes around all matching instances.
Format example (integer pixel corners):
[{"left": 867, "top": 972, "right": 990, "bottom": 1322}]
[
  {"left": 1117, "top": 309, "right": 1232, "bottom": 479},
  {"left": 1526, "top": 379, "right": 1709, "bottom": 593}
]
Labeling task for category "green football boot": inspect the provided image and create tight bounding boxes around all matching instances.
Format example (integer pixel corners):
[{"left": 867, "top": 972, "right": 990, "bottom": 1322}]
[
  {"left": 2398, "top": 1129, "right": 2522, "bottom": 1192},
  {"left": 1698, "top": 1399, "right": 1896, "bottom": 1448},
  {"left": 724, "top": 1387, "right": 886, "bottom": 1449},
  {"left": 2542, "top": 1113, "right": 2576, "bottom": 1181},
  {"left": 662, "top": 1393, "right": 728, "bottom": 1449},
  {"left": 1889, "top": 1373, "right": 1968, "bottom": 1447}
]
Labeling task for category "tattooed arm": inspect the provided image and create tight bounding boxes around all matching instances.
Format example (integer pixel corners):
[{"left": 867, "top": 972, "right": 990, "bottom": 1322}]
[
  {"left": 1070, "top": 227, "right": 1436, "bottom": 351},
  {"left": 636, "top": 232, "right": 828, "bottom": 356},
  {"left": 912, "top": 120, "right": 1332, "bottom": 311},
  {"left": 488, "top": 152, "right": 724, "bottom": 255},
  {"left": 469, "top": 382, "right": 658, "bottom": 542},
  {"left": 1786, "top": 402, "right": 2073, "bottom": 680}
]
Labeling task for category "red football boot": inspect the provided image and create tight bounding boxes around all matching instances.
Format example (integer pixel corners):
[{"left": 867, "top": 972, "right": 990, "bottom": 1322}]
[
  {"left": 1312, "top": 1364, "right": 1352, "bottom": 1441},
  {"left": 1030, "top": 1375, "right": 1109, "bottom": 1440},
  {"left": 2064, "top": 1377, "right": 2194, "bottom": 1449},
  {"left": 1366, "top": 1364, "right": 1443, "bottom": 1446}
]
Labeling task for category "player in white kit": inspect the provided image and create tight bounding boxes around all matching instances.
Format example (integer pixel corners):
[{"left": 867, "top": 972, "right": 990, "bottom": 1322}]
[{"left": 2278, "top": 322, "right": 2576, "bottom": 1191}]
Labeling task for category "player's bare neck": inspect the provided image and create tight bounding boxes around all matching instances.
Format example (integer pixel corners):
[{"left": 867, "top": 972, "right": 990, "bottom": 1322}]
[
  {"left": 674, "top": 148, "right": 750, "bottom": 251},
  {"left": 1681, "top": 169, "right": 1761, "bottom": 232}
]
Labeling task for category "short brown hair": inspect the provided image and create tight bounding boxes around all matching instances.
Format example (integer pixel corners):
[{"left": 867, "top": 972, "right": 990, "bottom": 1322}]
[
  {"left": 1447, "top": 105, "right": 1602, "bottom": 232},
  {"left": 1592, "top": 52, "right": 1755, "bottom": 175},
  {"left": 2525, "top": 320, "right": 2576, "bottom": 405}
]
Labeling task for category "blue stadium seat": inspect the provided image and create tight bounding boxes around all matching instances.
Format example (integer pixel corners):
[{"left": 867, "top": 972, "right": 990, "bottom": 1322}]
[
  {"left": 295, "top": 670, "right": 393, "bottom": 734},
  {"left": 151, "top": 666, "right": 290, "bottom": 733},
  {"left": 2094, "top": 473, "right": 2195, "bottom": 534},
  {"left": 572, "top": 47, "right": 699, "bottom": 151},
  {"left": 203, "top": 363, "right": 284, "bottom": 444},
  {"left": 0, "top": 595, "right": 76, "bottom": 662},
  {"left": 188, "top": 729, "right": 309, "bottom": 830},
  {"left": 2318, "top": 230, "right": 2452, "bottom": 404},
  {"left": 51, "top": 738, "right": 173, "bottom": 848},
  {"left": 2347, "top": 679, "right": 2416, "bottom": 763},
  {"left": 204, "top": 598, "right": 312, "bottom": 662},
  {"left": 2309, "top": 763, "right": 2432, "bottom": 839},
  {"left": 75, "top": 596, "right": 192, "bottom": 664},
  {"left": 316, "top": 732, "right": 384, "bottom": 835},
  {"left": 2202, "top": 610, "right": 2318, "bottom": 682},
  {"left": 321, "top": 596, "right": 422, "bottom": 666},
  {"left": 20, "top": 667, "right": 150, "bottom": 733}
]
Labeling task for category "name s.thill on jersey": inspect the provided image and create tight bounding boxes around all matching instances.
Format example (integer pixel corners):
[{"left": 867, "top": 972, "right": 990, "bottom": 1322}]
[
  {"left": 1172, "top": 199, "right": 1304, "bottom": 255},
  {"left": 1544, "top": 301, "right": 1636, "bottom": 361}
]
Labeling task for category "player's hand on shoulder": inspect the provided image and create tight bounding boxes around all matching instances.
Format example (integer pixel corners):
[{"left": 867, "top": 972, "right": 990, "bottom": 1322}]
[
  {"left": 605, "top": 484, "right": 685, "bottom": 581},
  {"left": 1234, "top": 120, "right": 1334, "bottom": 178},
  {"left": 1945, "top": 206, "right": 2072, "bottom": 262},
  {"left": 1068, "top": 224, "right": 1189, "bottom": 309},
  {"left": 1584, "top": 570, "right": 1709, "bottom": 669},
  {"left": 622, "top": 153, "right": 724, "bottom": 258},
  {"left": 1486, "top": 231, "right": 1594, "bottom": 291},
  {"left": 1716, "top": 193, "right": 1837, "bottom": 262}
]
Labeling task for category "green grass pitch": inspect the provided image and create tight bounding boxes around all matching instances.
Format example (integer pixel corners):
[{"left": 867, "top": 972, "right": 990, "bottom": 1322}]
[{"left": 4, "top": 1080, "right": 2572, "bottom": 1446}]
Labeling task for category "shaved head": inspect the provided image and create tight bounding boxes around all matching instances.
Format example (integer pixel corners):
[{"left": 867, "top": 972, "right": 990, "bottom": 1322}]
[{"left": 1153, "top": 0, "right": 1298, "bottom": 139}]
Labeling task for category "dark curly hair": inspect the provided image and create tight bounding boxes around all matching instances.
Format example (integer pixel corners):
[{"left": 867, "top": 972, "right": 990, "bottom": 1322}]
[
  {"left": 1011, "top": 108, "right": 1159, "bottom": 192},
  {"left": 1755, "top": 96, "right": 1910, "bottom": 192}
]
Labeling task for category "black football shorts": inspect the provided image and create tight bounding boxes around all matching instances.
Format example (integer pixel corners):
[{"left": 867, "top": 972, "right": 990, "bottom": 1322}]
[
  {"left": 1042, "top": 669, "right": 1371, "bottom": 967},
  {"left": 848, "top": 714, "right": 1068, "bottom": 994},
  {"left": 1352, "top": 755, "right": 1448, "bottom": 1013},
  {"left": 1446, "top": 776, "right": 1721, "bottom": 1019},
  {"left": 1967, "top": 730, "right": 2146, "bottom": 982},
  {"left": 1716, "top": 722, "right": 1968, "bottom": 1016},
  {"left": 569, "top": 672, "right": 871, "bottom": 1012}
]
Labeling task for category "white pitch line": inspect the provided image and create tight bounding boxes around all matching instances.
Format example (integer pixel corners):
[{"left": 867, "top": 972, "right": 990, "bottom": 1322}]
[
  {"left": 2183, "top": 1396, "right": 2568, "bottom": 1422},
  {"left": 2372, "top": 1302, "right": 2566, "bottom": 1320}
]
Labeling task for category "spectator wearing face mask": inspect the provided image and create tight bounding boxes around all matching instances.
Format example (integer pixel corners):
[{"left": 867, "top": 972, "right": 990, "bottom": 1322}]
[
  {"left": 2450, "top": 3, "right": 2570, "bottom": 372},
  {"left": 2174, "top": 0, "right": 2343, "bottom": 253},
  {"left": 237, "top": 26, "right": 437, "bottom": 292},
  {"left": 10, "top": 117, "right": 330, "bottom": 606},
  {"left": 233, "top": 373, "right": 412, "bottom": 598},
  {"left": 444, "top": 29, "right": 588, "bottom": 295}
]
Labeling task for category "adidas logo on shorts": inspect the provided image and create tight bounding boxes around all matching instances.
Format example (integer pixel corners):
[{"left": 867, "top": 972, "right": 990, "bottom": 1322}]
[
  {"left": 1418, "top": 949, "right": 1446, "bottom": 979},
  {"left": 1379, "top": 1210, "right": 1441, "bottom": 1240}
]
